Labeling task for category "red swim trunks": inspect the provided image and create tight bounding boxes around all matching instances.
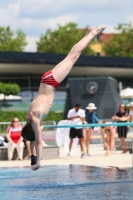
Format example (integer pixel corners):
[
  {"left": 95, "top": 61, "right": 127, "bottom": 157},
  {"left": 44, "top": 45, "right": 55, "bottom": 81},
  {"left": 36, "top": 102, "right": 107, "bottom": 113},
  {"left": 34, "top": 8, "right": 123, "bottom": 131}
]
[{"left": 40, "top": 70, "right": 60, "bottom": 89}]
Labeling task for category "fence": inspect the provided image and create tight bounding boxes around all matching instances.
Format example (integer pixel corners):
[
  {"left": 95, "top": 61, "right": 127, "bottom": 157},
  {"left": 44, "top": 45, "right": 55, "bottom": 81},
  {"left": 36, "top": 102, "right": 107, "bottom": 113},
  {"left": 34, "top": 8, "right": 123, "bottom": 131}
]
[
  {"left": 0, "top": 120, "right": 57, "bottom": 146},
  {"left": 0, "top": 121, "right": 133, "bottom": 165},
  {"left": 41, "top": 120, "right": 56, "bottom": 146},
  {"left": 0, "top": 121, "right": 26, "bottom": 134},
  {"left": 1, "top": 121, "right": 133, "bottom": 149},
  {"left": 43, "top": 121, "right": 133, "bottom": 167}
]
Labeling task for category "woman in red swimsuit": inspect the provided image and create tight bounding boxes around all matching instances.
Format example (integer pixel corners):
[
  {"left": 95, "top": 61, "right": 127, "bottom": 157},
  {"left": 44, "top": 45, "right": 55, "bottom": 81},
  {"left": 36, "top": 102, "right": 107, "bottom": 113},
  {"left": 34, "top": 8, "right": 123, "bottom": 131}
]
[{"left": 6, "top": 117, "right": 24, "bottom": 160}]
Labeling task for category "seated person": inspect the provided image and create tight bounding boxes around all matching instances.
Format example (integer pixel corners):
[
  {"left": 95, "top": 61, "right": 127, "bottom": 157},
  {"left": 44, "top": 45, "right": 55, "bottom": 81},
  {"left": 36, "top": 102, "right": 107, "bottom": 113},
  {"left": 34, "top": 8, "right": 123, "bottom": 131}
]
[{"left": 6, "top": 117, "right": 24, "bottom": 160}]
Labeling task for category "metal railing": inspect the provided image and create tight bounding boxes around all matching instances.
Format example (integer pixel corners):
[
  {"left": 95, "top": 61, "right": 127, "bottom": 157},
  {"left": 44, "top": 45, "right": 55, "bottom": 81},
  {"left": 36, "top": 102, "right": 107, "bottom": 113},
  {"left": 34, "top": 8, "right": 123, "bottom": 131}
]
[
  {"left": 1, "top": 120, "right": 133, "bottom": 166},
  {"left": 43, "top": 121, "right": 133, "bottom": 167},
  {"left": 0, "top": 120, "right": 57, "bottom": 147},
  {"left": 0, "top": 122, "right": 26, "bottom": 135},
  {"left": 41, "top": 120, "right": 57, "bottom": 146}
]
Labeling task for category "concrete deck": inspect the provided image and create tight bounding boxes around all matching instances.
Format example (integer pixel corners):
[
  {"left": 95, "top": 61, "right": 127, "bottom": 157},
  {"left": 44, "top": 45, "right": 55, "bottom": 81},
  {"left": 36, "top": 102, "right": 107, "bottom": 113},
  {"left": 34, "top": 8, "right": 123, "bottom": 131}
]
[{"left": 0, "top": 145, "right": 132, "bottom": 169}]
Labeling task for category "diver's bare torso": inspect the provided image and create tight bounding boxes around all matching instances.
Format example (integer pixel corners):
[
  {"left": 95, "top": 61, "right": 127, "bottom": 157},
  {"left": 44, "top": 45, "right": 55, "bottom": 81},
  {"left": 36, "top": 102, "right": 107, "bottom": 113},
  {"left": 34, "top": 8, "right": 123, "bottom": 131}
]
[{"left": 26, "top": 83, "right": 55, "bottom": 123}]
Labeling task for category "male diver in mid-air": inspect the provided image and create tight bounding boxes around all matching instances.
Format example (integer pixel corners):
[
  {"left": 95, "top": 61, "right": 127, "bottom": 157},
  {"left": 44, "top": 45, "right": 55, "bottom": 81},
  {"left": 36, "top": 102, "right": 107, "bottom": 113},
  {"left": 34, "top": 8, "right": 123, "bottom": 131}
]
[{"left": 21, "top": 25, "right": 107, "bottom": 171}]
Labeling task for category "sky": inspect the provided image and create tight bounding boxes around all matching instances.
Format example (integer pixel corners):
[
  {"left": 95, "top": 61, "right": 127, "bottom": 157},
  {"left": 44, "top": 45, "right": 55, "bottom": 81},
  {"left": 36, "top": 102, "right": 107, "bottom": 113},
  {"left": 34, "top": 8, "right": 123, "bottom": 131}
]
[{"left": 0, "top": 0, "right": 133, "bottom": 52}]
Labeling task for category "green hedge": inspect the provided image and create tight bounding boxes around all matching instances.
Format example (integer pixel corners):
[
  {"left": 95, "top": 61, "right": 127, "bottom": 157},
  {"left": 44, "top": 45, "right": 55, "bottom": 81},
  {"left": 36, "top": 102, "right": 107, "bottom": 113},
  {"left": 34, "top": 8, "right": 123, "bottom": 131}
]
[
  {"left": 0, "top": 111, "right": 64, "bottom": 123},
  {"left": 45, "top": 111, "right": 64, "bottom": 123}
]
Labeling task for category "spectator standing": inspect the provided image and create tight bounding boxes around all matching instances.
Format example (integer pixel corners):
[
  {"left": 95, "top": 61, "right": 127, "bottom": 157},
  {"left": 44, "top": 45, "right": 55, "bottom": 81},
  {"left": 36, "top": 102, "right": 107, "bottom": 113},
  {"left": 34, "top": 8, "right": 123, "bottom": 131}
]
[
  {"left": 128, "top": 102, "right": 133, "bottom": 154},
  {"left": 6, "top": 117, "right": 24, "bottom": 160},
  {"left": 101, "top": 122, "right": 115, "bottom": 156},
  {"left": 83, "top": 103, "right": 99, "bottom": 156},
  {"left": 129, "top": 102, "right": 133, "bottom": 121},
  {"left": 112, "top": 103, "right": 129, "bottom": 153},
  {"left": 66, "top": 104, "right": 85, "bottom": 159}
]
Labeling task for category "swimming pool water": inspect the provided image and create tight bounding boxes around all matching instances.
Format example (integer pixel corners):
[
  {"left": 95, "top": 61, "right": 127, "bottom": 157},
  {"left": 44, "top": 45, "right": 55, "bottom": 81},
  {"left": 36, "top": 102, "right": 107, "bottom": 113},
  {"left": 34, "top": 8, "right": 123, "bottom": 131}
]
[{"left": 0, "top": 165, "right": 133, "bottom": 200}]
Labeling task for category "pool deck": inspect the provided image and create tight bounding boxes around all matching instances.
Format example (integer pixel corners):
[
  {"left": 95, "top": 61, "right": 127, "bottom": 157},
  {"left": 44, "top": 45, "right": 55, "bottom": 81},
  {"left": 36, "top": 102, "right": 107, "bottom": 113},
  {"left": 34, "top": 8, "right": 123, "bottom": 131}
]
[{"left": 0, "top": 145, "right": 132, "bottom": 169}]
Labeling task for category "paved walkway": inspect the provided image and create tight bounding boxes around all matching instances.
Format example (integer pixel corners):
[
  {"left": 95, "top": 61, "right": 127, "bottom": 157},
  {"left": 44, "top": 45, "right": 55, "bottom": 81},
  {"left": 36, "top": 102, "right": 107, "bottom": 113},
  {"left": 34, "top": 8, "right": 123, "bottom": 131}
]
[{"left": 0, "top": 146, "right": 132, "bottom": 169}]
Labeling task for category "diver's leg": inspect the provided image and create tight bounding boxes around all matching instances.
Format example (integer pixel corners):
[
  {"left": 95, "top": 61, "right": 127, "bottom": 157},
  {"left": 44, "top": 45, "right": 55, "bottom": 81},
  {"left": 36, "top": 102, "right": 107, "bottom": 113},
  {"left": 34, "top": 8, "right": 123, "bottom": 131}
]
[{"left": 52, "top": 26, "right": 107, "bottom": 83}]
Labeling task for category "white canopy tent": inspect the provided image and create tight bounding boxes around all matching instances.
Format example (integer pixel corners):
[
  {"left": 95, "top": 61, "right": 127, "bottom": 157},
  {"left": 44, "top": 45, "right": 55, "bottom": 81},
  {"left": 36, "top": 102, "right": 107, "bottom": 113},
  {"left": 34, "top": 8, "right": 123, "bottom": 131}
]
[
  {"left": 120, "top": 87, "right": 133, "bottom": 99},
  {"left": 0, "top": 94, "right": 22, "bottom": 100}
]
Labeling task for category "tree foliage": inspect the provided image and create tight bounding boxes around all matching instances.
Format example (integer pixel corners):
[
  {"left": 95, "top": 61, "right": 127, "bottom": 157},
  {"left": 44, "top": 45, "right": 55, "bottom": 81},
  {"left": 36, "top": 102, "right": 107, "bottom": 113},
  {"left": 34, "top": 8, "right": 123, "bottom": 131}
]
[
  {"left": 0, "top": 26, "right": 27, "bottom": 51},
  {"left": 37, "top": 22, "right": 94, "bottom": 55},
  {"left": 0, "top": 82, "right": 20, "bottom": 97},
  {"left": 103, "top": 23, "right": 133, "bottom": 57}
]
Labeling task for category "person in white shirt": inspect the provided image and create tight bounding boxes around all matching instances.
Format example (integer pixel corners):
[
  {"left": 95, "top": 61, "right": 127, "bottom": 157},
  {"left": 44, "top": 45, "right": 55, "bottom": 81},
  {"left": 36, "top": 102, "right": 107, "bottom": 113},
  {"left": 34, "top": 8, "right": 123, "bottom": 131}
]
[
  {"left": 129, "top": 102, "right": 133, "bottom": 121},
  {"left": 66, "top": 104, "right": 85, "bottom": 159}
]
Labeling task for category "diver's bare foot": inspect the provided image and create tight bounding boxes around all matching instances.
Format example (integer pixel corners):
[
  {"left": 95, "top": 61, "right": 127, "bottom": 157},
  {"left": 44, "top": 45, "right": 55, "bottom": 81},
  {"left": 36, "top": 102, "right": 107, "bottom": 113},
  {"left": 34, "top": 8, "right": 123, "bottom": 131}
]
[{"left": 89, "top": 26, "right": 107, "bottom": 36}]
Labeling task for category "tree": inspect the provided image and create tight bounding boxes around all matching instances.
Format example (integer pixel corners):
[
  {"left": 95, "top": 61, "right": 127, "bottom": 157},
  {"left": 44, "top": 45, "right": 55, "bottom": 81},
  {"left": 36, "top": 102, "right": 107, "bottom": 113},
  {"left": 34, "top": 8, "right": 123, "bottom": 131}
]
[
  {"left": 0, "top": 82, "right": 20, "bottom": 104},
  {"left": 103, "top": 23, "right": 133, "bottom": 57},
  {"left": 0, "top": 26, "right": 27, "bottom": 51},
  {"left": 37, "top": 22, "right": 95, "bottom": 55}
]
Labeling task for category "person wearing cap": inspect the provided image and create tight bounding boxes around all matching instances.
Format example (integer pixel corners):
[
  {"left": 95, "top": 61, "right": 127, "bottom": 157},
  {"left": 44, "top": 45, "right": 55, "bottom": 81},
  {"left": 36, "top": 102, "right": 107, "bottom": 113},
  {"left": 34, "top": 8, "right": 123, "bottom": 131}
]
[
  {"left": 6, "top": 117, "right": 24, "bottom": 160},
  {"left": 83, "top": 103, "right": 99, "bottom": 156}
]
